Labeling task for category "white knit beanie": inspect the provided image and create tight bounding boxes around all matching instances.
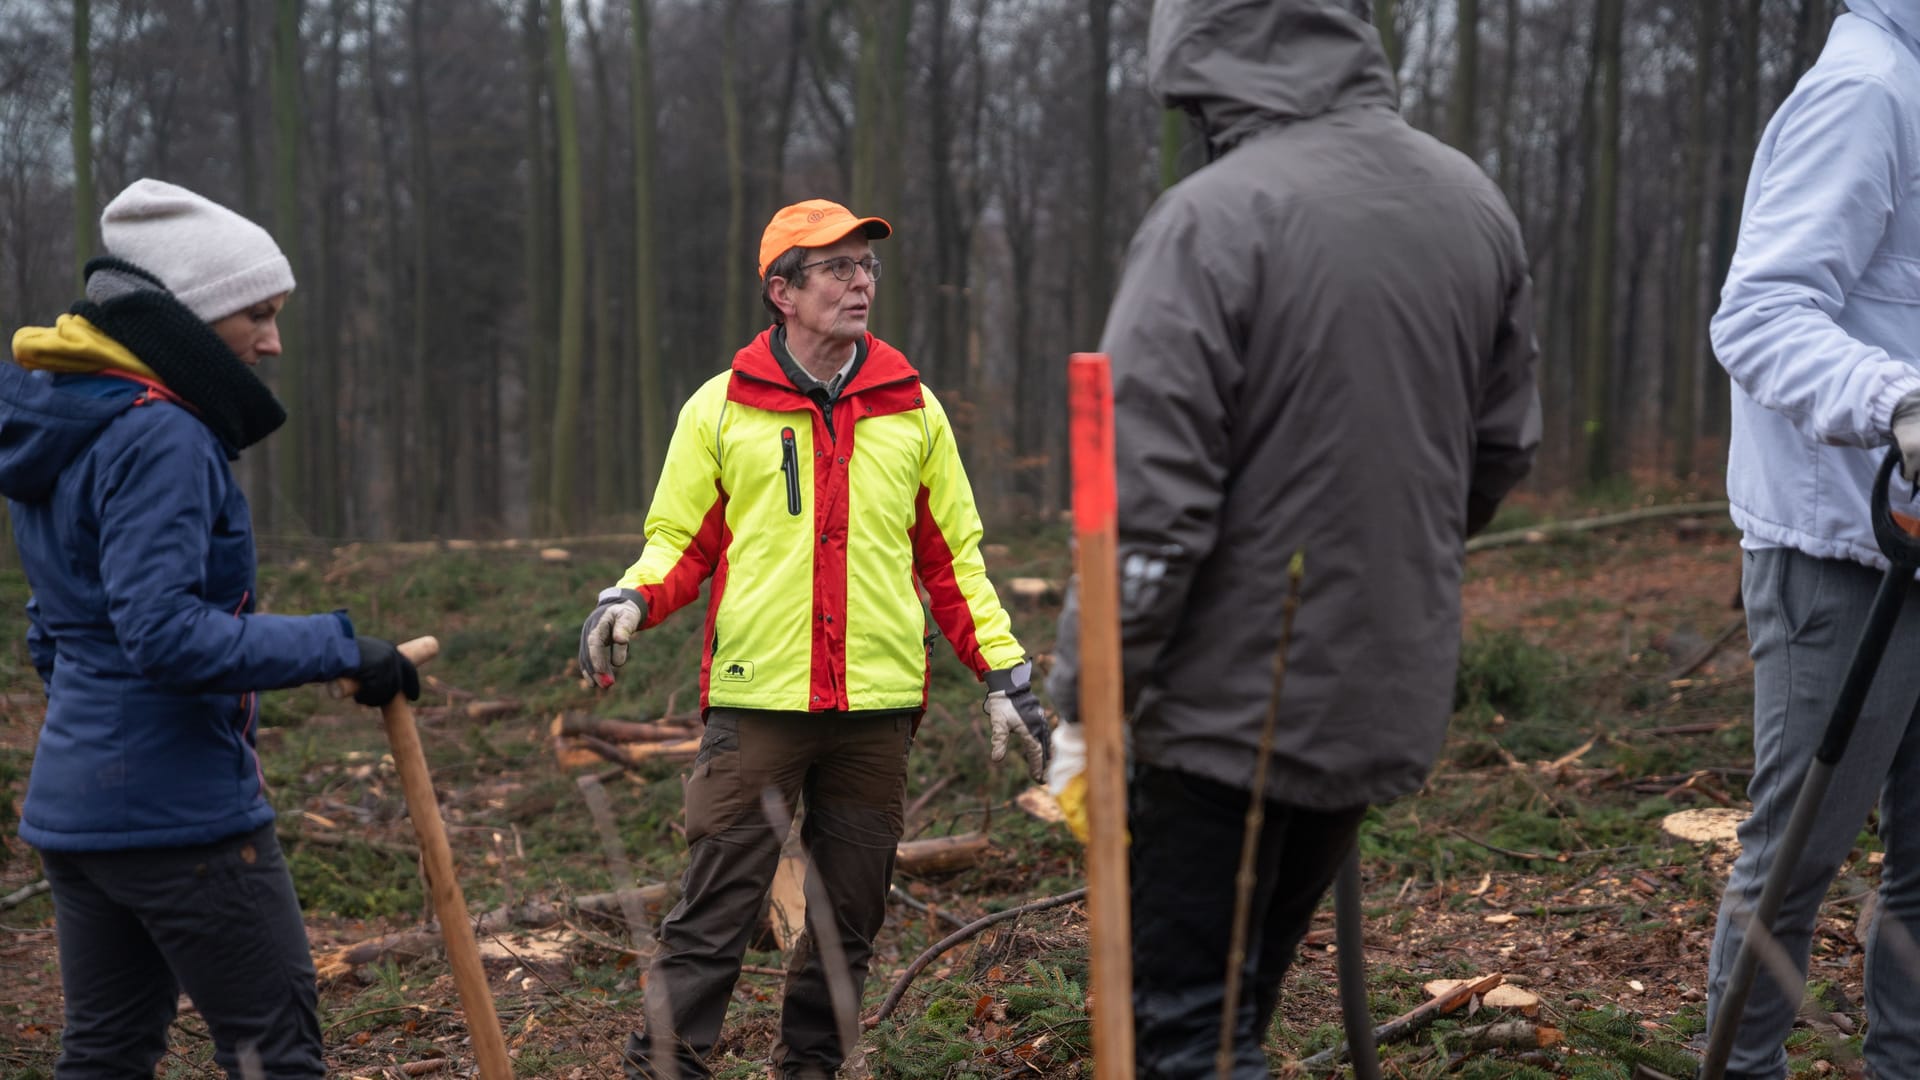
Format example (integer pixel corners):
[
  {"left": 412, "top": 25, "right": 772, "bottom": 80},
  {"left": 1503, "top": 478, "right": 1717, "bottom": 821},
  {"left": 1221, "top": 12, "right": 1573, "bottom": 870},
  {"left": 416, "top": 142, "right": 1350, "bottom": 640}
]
[{"left": 99, "top": 178, "right": 296, "bottom": 322}]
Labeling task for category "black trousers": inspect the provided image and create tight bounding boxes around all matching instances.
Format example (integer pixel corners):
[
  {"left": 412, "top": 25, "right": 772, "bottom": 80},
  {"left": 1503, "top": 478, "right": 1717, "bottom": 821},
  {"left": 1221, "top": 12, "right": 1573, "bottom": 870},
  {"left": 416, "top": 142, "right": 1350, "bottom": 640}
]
[
  {"left": 1129, "top": 763, "right": 1366, "bottom": 1080},
  {"left": 38, "top": 824, "right": 325, "bottom": 1079}
]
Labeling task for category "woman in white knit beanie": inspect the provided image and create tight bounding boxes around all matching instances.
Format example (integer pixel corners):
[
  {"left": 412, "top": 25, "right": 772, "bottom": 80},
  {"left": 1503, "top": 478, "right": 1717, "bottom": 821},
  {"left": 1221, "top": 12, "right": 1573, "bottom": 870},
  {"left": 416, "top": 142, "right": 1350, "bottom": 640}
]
[{"left": 1, "top": 178, "right": 419, "bottom": 1078}]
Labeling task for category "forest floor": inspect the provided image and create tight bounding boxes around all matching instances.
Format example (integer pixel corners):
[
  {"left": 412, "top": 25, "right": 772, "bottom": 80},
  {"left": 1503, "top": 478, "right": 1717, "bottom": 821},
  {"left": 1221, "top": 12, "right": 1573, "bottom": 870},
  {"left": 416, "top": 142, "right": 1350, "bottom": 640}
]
[{"left": 0, "top": 476, "right": 1882, "bottom": 1079}]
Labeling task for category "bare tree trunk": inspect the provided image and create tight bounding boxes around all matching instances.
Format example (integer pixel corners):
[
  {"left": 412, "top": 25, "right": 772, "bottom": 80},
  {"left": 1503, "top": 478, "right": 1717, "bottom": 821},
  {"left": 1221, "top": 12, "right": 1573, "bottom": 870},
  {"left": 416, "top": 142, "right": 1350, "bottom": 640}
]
[
  {"left": 71, "top": 0, "right": 94, "bottom": 291},
  {"left": 272, "top": 0, "right": 305, "bottom": 532},
  {"left": 1448, "top": 0, "right": 1480, "bottom": 157},
  {"left": 878, "top": 0, "right": 910, "bottom": 348},
  {"left": 1705, "top": 0, "right": 1759, "bottom": 443},
  {"left": 1581, "top": 0, "right": 1623, "bottom": 488},
  {"left": 316, "top": 0, "right": 348, "bottom": 536},
  {"left": 578, "top": 0, "right": 618, "bottom": 523},
  {"left": 1495, "top": 0, "right": 1519, "bottom": 193},
  {"left": 717, "top": 0, "right": 746, "bottom": 354},
  {"left": 927, "top": 0, "right": 962, "bottom": 386},
  {"left": 631, "top": 0, "right": 665, "bottom": 506},
  {"left": 524, "top": 0, "right": 555, "bottom": 532},
  {"left": 546, "top": 0, "right": 587, "bottom": 534},
  {"left": 1082, "top": 0, "right": 1111, "bottom": 351},
  {"left": 1376, "top": 0, "right": 1402, "bottom": 87},
  {"left": 1667, "top": 0, "right": 1716, "bottom": 479},
  {"left": 226, "top": 0, "right": 261, "bottom": 217},
  {"left": 367, "top": 0, "right": 406, "bottom": 536},
  {"left": 770, "top": 0, "right": 807, "bottom": 201},
  {"left": 224, "top": 0, "right": 271, "bottom": 529},
  {"left": 1786, "top": 0, "right": 1828, "bottom": 98},
  {"left": 406, "top": 0, "right": 440, "bottom": 535},
  {"left": 852, "top": 0, "right": 881, "bottom": 216}
]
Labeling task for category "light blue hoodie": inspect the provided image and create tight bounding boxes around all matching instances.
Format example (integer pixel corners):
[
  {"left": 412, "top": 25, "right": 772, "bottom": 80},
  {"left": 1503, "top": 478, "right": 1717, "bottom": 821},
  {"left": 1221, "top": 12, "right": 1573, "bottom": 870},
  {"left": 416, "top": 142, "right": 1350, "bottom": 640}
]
[{"left": 1714, "top": 0, "right": 1920, "bottom": 568}]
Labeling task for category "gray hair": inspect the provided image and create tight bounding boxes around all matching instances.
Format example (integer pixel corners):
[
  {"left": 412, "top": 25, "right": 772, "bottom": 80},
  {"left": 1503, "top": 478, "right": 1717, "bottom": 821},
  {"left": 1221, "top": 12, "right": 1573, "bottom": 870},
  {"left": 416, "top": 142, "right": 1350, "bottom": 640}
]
[{"left": 761, "top": 247, "right": 811, "bottom": 326}]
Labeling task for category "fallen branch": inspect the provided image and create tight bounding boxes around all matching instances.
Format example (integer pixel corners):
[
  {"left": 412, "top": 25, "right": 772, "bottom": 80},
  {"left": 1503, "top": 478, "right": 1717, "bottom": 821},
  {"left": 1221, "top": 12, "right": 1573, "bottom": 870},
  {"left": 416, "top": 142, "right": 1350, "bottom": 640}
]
[
  {"left": 0, "top": 879, "right": 50, "bottom": 910},
  {"left": 557, "top": 713, "right": 701, "bottom": 743},
  {"left": 887, "top": 884, "right": 971, "bottom": 930},
  {"left": 1456, "top": 1019, "right": 1563, "bottom": 1050},
  {"left": 904, "top": 776, "right": 954, "bottom": 823},
  {"left": 1632, "top": 719, "right": 1742, "bottom": 737},
  {"left": 868, "top": 887, "right": 1088, "bottom": 1026},
  {"left": 314, "top": 884, "right": 679, "bottom": 980},
  {"left": 574, "top": 733, "right": 702, "bottom": 769},
  {"left": 1658, "top": 614, "right": 1748, "bottom": 683},
  {"left": 463, "top": 701, "right": 522, "bottom": 722},
  {"left": 423, "top": 675, "right": 478, "bottom": 701},
  {"left": 1448, "top": 828, "right": 1557, "bottom": 863},
  {"left": 1298, "top": 971, "right": 1505, "bottom": 1070},
  {"left": 1464, "top": 502, "right": 1729, "bottom": 553},
  {"left": 894, "top": 832, "right": 992, "bottom": 876}
]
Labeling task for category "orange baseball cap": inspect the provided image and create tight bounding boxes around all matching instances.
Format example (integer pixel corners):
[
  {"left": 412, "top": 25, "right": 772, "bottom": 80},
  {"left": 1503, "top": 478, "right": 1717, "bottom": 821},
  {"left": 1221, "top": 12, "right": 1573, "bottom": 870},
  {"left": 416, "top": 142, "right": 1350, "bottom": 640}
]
[{"left": 758, "top": 199, "right": 891, "bottom": 279}]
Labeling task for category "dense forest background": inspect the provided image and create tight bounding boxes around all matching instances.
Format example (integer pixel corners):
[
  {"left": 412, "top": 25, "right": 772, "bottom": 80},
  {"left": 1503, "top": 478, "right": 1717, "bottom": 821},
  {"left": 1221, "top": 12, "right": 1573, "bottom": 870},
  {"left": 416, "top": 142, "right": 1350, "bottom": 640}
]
[{"left": 0, "top": 0, "right": 1828, "bottom": 540}]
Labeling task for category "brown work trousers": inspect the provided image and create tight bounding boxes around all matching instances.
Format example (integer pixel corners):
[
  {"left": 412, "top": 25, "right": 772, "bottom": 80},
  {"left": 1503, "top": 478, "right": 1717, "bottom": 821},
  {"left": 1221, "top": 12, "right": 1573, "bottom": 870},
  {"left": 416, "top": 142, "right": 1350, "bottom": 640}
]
[{"left": 622, "top": 708, "right": 913, "bottom": 1080}]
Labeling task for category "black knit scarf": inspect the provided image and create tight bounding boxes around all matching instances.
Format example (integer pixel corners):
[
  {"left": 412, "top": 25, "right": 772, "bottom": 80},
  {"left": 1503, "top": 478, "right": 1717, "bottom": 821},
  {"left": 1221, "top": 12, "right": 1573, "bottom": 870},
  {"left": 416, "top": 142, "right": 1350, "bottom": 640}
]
[{"left": 71, "top": 257, "right": 286, "bottom": 453}]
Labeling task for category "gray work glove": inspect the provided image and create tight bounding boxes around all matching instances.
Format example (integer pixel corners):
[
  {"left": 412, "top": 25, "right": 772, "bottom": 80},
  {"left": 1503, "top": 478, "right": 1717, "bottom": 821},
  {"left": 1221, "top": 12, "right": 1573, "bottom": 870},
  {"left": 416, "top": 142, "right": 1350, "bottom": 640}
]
[
  {"left": 1894, "top": 390, "right": 1920, "bottom": 484},
  {"left": 985, "top": 660, "right": 1051, "bottom": 782},
  {"left": 578, "top": 587, "right": 645, "bottom": 689}
]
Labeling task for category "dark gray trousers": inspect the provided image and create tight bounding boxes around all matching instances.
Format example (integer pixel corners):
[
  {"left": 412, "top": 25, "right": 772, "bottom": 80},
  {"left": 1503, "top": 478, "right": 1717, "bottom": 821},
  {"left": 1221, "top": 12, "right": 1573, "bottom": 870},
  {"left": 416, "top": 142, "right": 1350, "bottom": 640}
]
[
  {"left": 623, "top": 709, "right": 913, "bottom": 1080},
  {"left": 38, "top": 823, "right": 324, "bottom": 1079},
  {"left": 1706, "top": 548, "right": 1920, "bottom": 1080}
]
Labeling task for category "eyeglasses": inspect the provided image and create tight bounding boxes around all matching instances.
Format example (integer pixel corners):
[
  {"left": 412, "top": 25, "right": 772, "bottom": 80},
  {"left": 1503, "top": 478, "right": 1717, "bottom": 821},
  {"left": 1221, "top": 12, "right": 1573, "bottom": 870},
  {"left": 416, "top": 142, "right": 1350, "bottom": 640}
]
[{"left": 797, "top": 255, "right": 883, "bottom": 283}]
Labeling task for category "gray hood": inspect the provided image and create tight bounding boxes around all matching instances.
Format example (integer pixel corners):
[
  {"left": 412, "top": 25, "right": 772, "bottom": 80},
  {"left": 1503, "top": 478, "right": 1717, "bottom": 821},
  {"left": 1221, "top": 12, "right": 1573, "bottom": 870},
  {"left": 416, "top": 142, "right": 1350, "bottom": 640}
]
[
  {"left": 1147, "top": 0, "right": 1398, "bottom": 152},
  {"left": 1847, "top": 0, "right": 1920, "bottom": 54}
]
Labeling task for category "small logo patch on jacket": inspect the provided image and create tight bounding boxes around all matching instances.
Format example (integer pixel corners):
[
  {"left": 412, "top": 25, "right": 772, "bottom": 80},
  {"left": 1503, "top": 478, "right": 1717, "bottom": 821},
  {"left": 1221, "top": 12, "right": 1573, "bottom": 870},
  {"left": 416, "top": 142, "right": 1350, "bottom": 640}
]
[{"left": 719, "top": 661, "right": 755, "bottom": 682}]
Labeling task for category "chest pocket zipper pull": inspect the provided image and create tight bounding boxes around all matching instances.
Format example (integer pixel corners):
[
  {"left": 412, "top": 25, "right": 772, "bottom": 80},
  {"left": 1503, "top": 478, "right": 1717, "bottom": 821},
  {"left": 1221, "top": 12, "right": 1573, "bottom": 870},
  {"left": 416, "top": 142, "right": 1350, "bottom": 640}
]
[{"left": 781, "top": 428, "right": 802, "bottom": 515}]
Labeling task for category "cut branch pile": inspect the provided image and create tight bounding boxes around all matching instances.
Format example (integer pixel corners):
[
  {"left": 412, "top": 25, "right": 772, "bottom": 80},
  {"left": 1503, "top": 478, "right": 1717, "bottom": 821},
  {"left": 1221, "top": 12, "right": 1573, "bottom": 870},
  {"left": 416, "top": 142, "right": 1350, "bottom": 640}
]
[{"left": 550, "top": 712, "right": 702, "bottom": 770}]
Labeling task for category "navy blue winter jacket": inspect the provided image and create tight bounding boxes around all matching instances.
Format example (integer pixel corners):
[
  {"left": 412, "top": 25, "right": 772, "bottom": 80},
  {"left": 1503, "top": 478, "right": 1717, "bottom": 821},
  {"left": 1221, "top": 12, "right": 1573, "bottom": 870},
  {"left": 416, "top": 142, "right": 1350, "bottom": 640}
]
[{"left": 1, "top": 362, "right": 361, "bottom": 851}]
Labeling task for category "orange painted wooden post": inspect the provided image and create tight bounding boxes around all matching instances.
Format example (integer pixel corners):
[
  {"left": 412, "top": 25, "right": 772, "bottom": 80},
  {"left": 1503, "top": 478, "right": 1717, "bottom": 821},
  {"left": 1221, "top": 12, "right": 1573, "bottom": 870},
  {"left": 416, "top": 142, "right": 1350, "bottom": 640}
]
[{"left": 1069, "top": 353, "right": 1135, "bottom": 1079}]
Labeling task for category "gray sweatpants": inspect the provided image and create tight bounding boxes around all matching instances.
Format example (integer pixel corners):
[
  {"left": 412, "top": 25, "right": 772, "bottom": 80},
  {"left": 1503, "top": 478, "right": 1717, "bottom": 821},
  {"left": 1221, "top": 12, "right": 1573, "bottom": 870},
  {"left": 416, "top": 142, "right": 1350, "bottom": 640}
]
[
  {"left": 1706, "top": 547, "right": 1920, "bottom": 1079},
  {"left": 38, "top": 823, "right": 324, "bottom": 1079}
]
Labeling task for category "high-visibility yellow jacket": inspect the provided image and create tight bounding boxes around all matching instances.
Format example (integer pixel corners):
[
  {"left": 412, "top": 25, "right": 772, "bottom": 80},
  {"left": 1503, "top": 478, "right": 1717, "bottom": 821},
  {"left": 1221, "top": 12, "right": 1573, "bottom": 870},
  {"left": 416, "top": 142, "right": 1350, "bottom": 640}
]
[{"left": 616, "top": 330, "right": 1025, "bottom": 712}]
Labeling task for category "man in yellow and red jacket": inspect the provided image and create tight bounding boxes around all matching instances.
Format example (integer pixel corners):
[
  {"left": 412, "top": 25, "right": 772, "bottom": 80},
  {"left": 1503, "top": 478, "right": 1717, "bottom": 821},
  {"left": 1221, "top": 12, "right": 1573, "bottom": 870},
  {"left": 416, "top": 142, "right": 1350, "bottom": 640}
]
[{"left": 579, "top": 199, "right": 1050, "bottom": 1080}]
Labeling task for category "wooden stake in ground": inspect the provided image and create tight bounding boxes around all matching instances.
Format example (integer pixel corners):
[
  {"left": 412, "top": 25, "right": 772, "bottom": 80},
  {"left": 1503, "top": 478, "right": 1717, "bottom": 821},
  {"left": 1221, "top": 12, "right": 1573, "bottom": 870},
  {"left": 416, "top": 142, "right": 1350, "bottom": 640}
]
[
  {"left": 1069, "top": 353, "right": 1135, "bottom": 1079},
  {"left": 335, "top": 637, "right": 512, "bottom": 1080}
]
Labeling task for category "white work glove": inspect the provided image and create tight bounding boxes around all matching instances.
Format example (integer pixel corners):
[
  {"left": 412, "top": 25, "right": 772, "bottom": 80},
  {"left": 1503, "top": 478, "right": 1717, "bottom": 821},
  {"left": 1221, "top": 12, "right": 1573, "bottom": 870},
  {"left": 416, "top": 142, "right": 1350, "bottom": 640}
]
[
  {"left": 1048, "top": 720, "right": 1090, "bottom": 843},
  {"left": 1894, "top": 390, "right": 1920, "bottom": 484},
  {"left": 984, "top": 661, "right": 1051, "bottom": 782},
  {"left": 578, "top": 587, "right": 645, "bottom": 689}
]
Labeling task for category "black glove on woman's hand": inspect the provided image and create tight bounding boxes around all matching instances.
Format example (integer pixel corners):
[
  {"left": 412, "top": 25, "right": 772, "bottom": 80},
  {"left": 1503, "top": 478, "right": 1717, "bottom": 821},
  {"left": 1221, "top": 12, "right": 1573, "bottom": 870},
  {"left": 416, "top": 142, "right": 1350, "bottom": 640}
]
[{"left": 352, "top": 636, "right": 421, "bottom": 707}]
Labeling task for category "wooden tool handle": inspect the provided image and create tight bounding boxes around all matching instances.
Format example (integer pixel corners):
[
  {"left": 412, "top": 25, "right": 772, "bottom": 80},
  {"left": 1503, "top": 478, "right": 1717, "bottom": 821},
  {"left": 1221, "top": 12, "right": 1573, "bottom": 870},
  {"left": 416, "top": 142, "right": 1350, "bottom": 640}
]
[
  {"left": 378, "top": 656, "right": 514, "bottom": 1079},
  {"left": 328, "top": 636, "right": 441, "bottom": 700}
]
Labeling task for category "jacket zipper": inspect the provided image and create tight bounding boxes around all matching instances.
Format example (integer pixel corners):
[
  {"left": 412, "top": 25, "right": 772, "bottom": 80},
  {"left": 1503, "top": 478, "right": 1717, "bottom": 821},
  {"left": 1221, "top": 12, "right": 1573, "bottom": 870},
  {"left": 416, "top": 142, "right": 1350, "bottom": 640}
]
[{"left": 781, "top": 427, "right": 802, "bottom": 515}]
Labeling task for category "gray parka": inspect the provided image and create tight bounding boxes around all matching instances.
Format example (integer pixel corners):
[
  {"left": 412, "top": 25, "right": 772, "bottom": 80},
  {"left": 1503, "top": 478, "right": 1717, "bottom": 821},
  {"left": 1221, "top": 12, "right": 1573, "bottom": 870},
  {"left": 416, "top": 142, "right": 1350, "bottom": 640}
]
[{"left": 1048, "top": 0, "right": 1540, "bottom": 810}]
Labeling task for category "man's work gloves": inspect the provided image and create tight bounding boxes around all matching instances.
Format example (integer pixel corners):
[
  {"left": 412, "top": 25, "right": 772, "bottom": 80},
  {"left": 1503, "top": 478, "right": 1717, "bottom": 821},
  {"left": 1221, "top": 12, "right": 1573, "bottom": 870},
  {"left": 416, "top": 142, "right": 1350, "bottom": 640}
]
[
  {"left": 579, "top": 587, "right": 646, "bottom": 689},
  {"left": 985, "top": 661, "right": 1051, "bottom": 782},
  {"left": 1894, "top": 390, "right": 1920, "bottom": 484},
  {"left": 351, "top": 636, "right": 421, "bottom": 707},
  {"left": 1048, "top": 720, "right": 1091, "bottom": 843}
]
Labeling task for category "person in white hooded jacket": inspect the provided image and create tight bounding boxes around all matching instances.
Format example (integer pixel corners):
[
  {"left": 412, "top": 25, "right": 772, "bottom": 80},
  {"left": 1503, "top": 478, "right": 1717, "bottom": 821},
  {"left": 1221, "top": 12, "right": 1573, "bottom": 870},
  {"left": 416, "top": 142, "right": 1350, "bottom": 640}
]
[{"left": 1707, "top": 1, "right": 1920, "bottom": 1076}]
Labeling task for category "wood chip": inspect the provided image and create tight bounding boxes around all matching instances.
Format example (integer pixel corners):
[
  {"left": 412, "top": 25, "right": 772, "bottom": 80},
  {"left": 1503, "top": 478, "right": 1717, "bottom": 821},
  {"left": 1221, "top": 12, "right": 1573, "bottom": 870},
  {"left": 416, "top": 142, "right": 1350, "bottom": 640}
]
[
  {"left": 1660, "top": 807, "right": 1745, "bottom": 848},
  {"left": 1481, "top": 984, "right": 1541, "bottom": 1016},
  {"left": 1015, "top": 786, "right": 1065, "bottom": 824}
]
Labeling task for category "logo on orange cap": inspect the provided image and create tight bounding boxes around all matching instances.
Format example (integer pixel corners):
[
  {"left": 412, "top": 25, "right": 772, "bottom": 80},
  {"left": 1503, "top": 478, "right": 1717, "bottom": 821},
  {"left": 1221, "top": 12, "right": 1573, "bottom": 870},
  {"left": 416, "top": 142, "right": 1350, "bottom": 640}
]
[{"left": 759, "top": 199, "right": 892, "bottom": 279}]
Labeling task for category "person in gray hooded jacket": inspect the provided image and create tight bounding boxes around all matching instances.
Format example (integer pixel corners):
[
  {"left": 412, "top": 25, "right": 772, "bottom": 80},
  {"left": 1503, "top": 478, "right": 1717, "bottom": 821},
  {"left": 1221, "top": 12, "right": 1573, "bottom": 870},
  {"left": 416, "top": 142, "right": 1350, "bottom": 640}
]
[{"left": 1046, "top": 0, "right": 1540, "bottom": 1074}]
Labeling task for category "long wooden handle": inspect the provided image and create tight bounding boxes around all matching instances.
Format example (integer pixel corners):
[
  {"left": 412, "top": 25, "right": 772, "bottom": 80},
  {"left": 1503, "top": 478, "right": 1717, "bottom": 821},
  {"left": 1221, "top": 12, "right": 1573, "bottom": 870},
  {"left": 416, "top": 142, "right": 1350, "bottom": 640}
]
[
  {"left": 1069, "top": 354, "right": 1135, "bottom": 1080},
  {"left": 362, "top": 638, "right": 513, "bottom": 1080},
  {"left": 329, "top": 636, "right": 441, "bottom": 700}
]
